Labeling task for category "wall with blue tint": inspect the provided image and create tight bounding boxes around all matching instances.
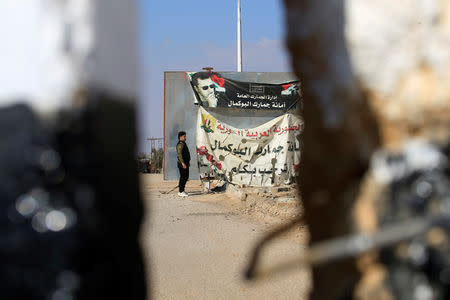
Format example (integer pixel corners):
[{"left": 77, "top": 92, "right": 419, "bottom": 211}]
[{"left": 164, "top": 71, "right": 299, "bottom": 180}]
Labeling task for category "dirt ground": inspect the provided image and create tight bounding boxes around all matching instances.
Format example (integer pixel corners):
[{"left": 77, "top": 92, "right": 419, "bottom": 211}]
[{"left": 139, "top": 174, "right": 310, "bottom": 300}]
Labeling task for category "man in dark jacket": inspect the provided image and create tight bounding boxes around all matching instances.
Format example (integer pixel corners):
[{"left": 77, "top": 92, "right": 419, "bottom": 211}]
[{"left": 176, "top": 131, "right": 191, "bottom": 197}]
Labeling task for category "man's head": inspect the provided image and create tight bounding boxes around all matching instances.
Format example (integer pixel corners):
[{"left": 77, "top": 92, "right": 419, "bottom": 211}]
[
  {"left": 178, "top": 131, "right": 186, "bottom": 142},
  {"left": 191, "top": 72, "right": 218, "bottom": 107}
]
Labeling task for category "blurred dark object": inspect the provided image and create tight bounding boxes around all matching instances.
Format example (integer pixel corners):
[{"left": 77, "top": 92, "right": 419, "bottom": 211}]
[
  {"left": 245, "top": 0, "right": 450, "bottom": 298},
  {"left": 0, "top": 93, "right": 146, "bottom": 299},
  {"left": 283, "top": 0, "right": 381, "bottom": 299},
  {"left": 369, "top": 141, "right": 450, "bottom": 299}
]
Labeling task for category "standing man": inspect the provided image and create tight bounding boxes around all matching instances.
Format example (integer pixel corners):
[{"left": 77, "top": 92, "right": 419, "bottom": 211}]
[{"left": 176, "top": 131, "right": 191, "bottom": 197}]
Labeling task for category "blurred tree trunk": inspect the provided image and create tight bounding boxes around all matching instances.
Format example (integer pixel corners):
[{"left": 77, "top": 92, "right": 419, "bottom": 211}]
[{"left": 283, "top": 1, "right": 381, "bottom": 299}]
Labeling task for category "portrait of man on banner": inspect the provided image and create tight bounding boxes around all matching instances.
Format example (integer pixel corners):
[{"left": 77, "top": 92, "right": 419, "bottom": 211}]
[
  {"left": 190, "top": 72, "right": 226, "bottom": 108},
  {"left": 187, "top": 71, "right": 302, "bottom": 110}
]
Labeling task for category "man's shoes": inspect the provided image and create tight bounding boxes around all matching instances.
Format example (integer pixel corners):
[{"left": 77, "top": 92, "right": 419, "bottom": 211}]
[{"left": 178, "top": 191, "right": 188, "bottom": 197}]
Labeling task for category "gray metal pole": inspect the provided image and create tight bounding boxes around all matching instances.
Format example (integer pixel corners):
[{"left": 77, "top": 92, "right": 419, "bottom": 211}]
[{"left": 237, "top": 0, "right": 242, "bottom": 72}]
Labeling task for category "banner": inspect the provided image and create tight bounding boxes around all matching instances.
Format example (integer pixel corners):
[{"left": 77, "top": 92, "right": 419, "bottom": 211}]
[
  {"left": 196, "top": 107, "right": 303, "bottom": 186},
  {"left": 187, "top": 72, "right": 301, "bottom": 110}
]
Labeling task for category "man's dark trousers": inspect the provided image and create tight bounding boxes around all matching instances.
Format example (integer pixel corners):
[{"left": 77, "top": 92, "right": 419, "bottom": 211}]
[{"left": 178, "top": 162, "right": 189, "bottom": 193}]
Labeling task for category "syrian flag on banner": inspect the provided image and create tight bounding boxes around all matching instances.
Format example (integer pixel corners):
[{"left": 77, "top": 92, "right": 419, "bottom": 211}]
[
  {"left": 210, "top": 73, "right": 226, "bottom": 92},
  {"left": 281, "top": 82, "right": 299, "bottom": 95}
]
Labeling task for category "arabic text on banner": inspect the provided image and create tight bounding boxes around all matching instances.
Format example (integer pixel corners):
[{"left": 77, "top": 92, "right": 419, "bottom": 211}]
[
  {"left": 187, "top": 72, "right": 301, "bottom": 110},
  {"left": 196, "top": 107, "right": 303, "bottom": 186}
]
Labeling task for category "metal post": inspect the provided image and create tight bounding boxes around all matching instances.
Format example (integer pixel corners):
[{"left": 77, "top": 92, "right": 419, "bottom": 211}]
[{"left": 237, "top": 0, "right": 242, "bottom": 72}]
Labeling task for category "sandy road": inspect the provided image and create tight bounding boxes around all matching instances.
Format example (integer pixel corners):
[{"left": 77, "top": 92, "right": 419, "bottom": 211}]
[{"left": 139, "top": 174, "right": 309, "bottom": 300}]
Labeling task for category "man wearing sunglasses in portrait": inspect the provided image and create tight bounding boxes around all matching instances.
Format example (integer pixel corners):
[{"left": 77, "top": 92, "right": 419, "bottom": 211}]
[{"left": 191, "top": 72, "right": 219, "bottom": 107}]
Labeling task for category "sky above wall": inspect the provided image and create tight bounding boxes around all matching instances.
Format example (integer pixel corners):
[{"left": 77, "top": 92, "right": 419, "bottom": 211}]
[{"left": 138, "top": 0, "right": 292, "bottom": 151}]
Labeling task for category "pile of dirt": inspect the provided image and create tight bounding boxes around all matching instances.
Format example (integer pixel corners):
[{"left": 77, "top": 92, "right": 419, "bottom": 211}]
[{"left": 225, "top": 183, "right": 303, "bottom": 223}]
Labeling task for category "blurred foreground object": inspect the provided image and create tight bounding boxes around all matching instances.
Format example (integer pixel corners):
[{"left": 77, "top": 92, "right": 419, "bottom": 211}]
[
  {"left": 0, "top": 0, "right": 136, "bottom": 114},
  {"left": 0, "top": 98, "right": 146, "bottom": 299},
  {"left": 0, "top": 1, "right": 146, "bottom": 299},
  {"left": 283, "top": 0, "right": 450, "bottom": 299}
]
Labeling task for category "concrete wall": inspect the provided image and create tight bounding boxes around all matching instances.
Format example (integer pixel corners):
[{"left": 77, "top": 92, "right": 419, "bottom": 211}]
[{"left": 164, "top": 71, "right": 299, "bottom": 180}]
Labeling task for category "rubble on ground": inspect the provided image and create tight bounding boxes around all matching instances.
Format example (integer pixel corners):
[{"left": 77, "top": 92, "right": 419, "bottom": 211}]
[{"left": 225, "top": 183, "right": 302, "bottom": 220}]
